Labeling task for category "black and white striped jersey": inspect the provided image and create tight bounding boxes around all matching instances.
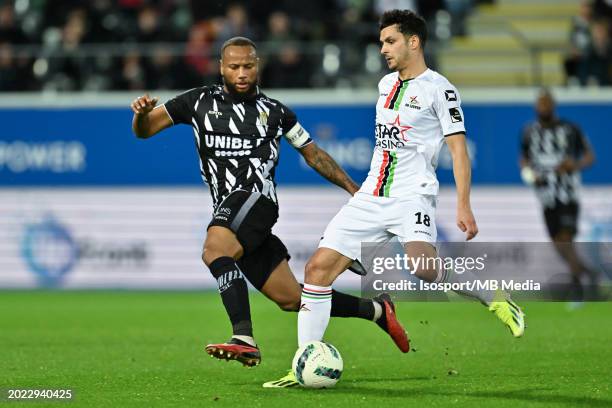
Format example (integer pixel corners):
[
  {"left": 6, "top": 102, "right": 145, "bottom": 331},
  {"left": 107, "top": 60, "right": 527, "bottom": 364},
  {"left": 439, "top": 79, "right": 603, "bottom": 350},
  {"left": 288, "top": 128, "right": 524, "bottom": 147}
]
[
  {"left": 164, "top": 85, "right": 304, "bottom": 209},
  {"left": 521, "top": 119, "right": 587, "bottom": 208}
]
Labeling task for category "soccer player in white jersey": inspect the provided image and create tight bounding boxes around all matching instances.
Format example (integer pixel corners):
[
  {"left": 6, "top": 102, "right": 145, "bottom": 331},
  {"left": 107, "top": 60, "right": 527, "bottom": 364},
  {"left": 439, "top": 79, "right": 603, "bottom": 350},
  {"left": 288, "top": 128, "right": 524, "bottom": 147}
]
[{"left": 266, "top": 9, "right": 525, "bottom": 388}]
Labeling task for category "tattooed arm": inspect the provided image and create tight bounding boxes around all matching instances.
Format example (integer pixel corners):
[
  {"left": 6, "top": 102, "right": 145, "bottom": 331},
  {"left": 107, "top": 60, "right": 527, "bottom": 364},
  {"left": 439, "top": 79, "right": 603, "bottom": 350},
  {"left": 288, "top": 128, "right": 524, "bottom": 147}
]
[{"left": 299, "top": 142, "right": 360, "bottom": 195}]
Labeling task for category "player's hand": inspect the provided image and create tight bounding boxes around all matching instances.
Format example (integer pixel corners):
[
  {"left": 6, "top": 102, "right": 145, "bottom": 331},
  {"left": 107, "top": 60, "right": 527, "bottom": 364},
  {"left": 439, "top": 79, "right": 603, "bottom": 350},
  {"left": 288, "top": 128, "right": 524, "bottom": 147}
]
[
  {"left": 131, "top": 94, "right": 159, "bottom": 115},
  {"left": 556, "top": 158, "right": 578, "bottom": 174},
  {"left": 457, "top": 206, "right": 478, "bottom": 241}
]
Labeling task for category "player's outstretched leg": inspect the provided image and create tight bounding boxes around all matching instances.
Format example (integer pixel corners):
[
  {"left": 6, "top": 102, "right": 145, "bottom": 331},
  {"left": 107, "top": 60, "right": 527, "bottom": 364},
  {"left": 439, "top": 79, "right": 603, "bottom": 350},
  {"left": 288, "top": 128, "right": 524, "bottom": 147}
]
[
  {"left": 205, "top": 338, "right": 261, "bottom": 367},
  {"left": 372, "top": 293, "right": 410, "bottom": 352},
  {"left": 488, "top": 290, "right": 526, "bottom": 338},
  {"left": 203, "top": 256, "right": 263, "bottom": 366},
  {"left": 406, "top": 242, "right": 525, "bottom": 338},
  {"left": 434, "top": 265, "right": 526, "bottom": 337},
  {"left": 261, "top": 259, "right": 412, "bottom": 352},
  {"left": 203, "top": 227, "right": 261, "bottom": 366},
  {"left": 262, "top": 292, "right": 410, "bottom": 388},
  {"left": 297, "top": 248, "right": 351, "bottom": 347}
]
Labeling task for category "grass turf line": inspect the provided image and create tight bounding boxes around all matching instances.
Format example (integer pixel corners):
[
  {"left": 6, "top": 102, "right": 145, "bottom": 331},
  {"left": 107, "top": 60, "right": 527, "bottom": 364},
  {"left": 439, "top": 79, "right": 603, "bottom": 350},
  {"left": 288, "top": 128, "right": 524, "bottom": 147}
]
[{"left": 1, "top": 291, "right": 611, "bottom": 407}]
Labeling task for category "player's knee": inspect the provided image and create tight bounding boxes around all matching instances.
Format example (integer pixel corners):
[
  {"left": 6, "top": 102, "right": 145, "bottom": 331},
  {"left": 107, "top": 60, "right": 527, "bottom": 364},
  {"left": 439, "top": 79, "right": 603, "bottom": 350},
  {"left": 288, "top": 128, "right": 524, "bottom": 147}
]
[
  {"left": 413, "top": 265, "right": 438, "bottom": 282},
  {"left": 202, "top": 246, "right": 223, "bottom": 267},
  {"left": 304, "top": 259, "right": 332, "bottom": 285}
]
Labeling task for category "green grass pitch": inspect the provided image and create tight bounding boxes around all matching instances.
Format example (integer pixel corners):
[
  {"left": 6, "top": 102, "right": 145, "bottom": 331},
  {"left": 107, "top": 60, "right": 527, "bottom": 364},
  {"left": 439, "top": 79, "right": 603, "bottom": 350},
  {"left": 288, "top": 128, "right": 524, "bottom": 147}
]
[{"left": 1, "top": 291, "right": 611, "bottom": 407}]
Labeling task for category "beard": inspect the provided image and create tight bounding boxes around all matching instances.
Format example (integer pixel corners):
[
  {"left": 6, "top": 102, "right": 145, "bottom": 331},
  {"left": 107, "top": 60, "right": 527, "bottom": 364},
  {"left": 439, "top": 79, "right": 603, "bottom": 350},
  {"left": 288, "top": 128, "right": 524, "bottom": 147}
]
[
  {"left": 223, "top": 79, "right": 258, "bottom": 100},
  {"left": 537, "top": 112, "right": 554, "bottom": 123}
]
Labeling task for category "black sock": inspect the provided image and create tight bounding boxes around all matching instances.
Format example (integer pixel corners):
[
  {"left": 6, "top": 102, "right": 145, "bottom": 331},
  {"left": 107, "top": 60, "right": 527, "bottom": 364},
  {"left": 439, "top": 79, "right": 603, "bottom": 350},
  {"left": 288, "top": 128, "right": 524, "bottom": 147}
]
[
  {"left": 330, "top": 289, "right": 375, "bottom": 320},
  {"left": 209, "top": 256, "right": 253, "bottom": 337}
]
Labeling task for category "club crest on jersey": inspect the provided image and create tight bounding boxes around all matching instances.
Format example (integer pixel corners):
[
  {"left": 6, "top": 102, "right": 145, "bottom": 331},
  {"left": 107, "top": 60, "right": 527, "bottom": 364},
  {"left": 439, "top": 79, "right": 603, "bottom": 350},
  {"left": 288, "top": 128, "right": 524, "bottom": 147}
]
[
  {"left": 405, "top": 95, "right": 421, "bottom": 110},
  {"left": 259, "top": 111, "right": 269, "bottom": 127}
]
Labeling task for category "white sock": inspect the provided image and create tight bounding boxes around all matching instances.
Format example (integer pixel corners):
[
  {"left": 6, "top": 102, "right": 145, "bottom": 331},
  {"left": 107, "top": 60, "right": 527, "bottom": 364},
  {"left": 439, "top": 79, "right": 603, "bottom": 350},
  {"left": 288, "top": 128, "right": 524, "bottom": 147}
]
[
  {"left": 231, "top": 335, "right": 256, "bottom": 347},
  {"left": 298, "top": 284, "right": 332, "bottom": 347},
  {"left": 372, "top": 300, "right": 383, "bottom": 322}
]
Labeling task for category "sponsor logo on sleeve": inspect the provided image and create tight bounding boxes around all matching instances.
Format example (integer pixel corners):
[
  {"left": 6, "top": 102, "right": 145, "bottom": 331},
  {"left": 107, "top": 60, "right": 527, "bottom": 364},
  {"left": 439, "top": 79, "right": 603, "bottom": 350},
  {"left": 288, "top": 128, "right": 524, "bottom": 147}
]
[
  {"left": 449, "top": 108, "right": 463, "bottom": 123},
  {"left": 405, "top": 95, "right": 421, "bottom": 110},
  {"left": 445, "top": 90, "right": 457, "bottom": 102}
]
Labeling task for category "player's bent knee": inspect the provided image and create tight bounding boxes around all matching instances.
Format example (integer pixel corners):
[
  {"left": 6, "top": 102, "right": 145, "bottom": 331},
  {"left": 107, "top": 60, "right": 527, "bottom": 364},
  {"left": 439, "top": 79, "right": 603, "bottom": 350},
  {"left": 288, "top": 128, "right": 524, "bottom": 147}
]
[
  {"left": 201, "top": 248, "right": 212, "bottom": 266},
  {"left": 202, "top": 246, "right": 225, "bottom": 267},
  {"left": 413, "top": 266, "right": 438, "bottom": 283},
  {"left": 202, "top": 241, "right": 242, "bottom": 266},
  {"left": 304, "top": 259, "right": 333, "bottom": 286}
]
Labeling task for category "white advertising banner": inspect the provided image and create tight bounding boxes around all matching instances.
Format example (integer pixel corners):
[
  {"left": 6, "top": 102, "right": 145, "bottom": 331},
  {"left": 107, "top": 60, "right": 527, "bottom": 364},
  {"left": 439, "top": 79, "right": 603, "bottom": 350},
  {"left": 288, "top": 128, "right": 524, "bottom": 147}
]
[{"left": 1, "top": 186, "right": 610, "bottom": 289}]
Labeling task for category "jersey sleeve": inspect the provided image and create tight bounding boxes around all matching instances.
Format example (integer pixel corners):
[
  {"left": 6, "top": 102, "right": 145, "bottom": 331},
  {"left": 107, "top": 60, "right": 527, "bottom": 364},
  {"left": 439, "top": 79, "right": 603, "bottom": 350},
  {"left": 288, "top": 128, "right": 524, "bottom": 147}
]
[
  {"left": 280, "top": 105, "right": 298, "bottom": 133},
  {"left": 281, "top": 105, "right": 312, "bottom": 148},
  {"left": 433, "top": 83, "right": 466, "bottom": 137},
  {"left": 163, "top": 88, "right": 202, "bottom": 125}
]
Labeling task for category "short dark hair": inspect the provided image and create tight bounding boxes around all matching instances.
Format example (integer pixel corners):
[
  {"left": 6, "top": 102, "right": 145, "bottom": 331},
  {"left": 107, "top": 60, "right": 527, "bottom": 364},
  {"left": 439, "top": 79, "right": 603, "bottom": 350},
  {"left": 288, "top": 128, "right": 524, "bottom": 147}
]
[
  {"left": 537, "top": 87, "right": 555, "bottom": 102},
  {"left": 221, "top": 36, "right": 257, "bottom": 56},
  {"left": 379, "top": 9, "right": 427, "bottom": 49}
]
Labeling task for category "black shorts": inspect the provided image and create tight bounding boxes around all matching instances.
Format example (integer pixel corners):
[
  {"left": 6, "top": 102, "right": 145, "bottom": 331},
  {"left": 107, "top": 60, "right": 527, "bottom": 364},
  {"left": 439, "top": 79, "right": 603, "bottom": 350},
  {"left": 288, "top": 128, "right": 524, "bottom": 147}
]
[
  {"left": 208, "top": 190, "right": 290, "bottom": 289},
  {"left": 543, "top": 202, "right": 579, "bottom": 238}
]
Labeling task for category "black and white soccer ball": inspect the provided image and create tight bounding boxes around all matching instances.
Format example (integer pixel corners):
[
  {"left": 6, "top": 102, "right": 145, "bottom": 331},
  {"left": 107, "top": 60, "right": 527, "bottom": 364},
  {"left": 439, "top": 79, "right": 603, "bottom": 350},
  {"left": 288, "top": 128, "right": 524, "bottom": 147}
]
[{"left": 292, "top": 341, "right": 343, "bottom": 388}]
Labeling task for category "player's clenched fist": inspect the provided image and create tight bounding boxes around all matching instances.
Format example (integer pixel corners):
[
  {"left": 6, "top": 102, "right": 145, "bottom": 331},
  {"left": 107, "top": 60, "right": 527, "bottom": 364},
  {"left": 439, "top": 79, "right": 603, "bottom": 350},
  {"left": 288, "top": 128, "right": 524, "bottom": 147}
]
[{"left": 131, "top": 94, "right": 159, "bottom": 115}]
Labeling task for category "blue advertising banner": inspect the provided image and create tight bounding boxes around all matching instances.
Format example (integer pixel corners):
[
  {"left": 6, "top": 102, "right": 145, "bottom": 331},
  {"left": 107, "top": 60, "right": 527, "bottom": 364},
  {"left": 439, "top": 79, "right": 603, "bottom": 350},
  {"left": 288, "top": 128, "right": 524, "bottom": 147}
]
[{"left": 0, "top": 102, "right": 610, "bottom": 186}]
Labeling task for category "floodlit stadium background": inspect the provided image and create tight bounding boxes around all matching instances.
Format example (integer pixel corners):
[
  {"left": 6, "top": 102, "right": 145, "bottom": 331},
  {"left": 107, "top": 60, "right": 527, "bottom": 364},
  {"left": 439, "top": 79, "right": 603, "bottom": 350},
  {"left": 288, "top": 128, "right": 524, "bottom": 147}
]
[{"left": 1, "top": 0, "right": 611, "bottom": 289}]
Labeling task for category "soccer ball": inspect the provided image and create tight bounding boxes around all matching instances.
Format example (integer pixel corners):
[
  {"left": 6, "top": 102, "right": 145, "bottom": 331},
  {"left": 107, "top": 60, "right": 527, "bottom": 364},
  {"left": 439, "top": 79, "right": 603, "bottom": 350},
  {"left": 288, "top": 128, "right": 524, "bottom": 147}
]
[{"left": 292, "top": 341, "right": 343, "bottom": 388}]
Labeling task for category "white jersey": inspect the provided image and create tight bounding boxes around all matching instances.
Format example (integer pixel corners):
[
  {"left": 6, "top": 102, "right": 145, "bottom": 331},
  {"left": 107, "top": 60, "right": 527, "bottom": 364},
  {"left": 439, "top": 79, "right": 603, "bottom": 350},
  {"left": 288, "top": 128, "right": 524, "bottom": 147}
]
[{"left": 359, "top": 69, "right": 466, "bottom": 197}]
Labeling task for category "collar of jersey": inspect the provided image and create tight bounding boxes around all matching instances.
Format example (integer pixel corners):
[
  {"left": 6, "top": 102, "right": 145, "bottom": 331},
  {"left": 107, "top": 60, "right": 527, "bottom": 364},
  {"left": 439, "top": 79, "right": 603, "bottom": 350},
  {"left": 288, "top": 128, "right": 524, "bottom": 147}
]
[
  {"left": 397, "top": 68, "right": 430, "bottom": 83},
  {"left": 536, "top": 118, "right": 561, "bottom": 129},
  {"left": 213, "top": 84, "right": 262, "bottom": 103}
]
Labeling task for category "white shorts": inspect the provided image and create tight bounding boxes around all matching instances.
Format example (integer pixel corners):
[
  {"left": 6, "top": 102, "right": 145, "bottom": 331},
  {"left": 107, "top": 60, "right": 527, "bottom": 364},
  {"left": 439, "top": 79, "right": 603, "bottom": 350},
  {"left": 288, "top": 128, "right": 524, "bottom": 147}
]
[{"left": 319, "top": 192, "right": 437, "bottom": 260}]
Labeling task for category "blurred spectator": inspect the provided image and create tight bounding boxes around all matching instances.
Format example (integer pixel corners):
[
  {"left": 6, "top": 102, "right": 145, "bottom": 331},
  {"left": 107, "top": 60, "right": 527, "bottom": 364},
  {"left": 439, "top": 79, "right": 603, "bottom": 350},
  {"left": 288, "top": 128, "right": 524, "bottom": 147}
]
[
  {"left": 0, "top": 0, "right": 476, "bottom": 92},
  {"left": 136, "top": 5, "right": 171, "bottom": 43},
  {"left": 279, "top": 0, "right": 339, "bottom": 40},
  {"left": 0, "top": 42, "right": 20, "bottom": 90},
  {"left": 144, "top": 44, "right": 201, "bottom": 89},
  {"left": 215, "top": 3, "right": 255, "bottom": 50},
  {"left": 0, "top": 2, "right": 27, "bottom": 44},
  {"left": 184, "top": 20, "right": 220, "bottom": 85},
  {"left": 579, "top": 18, "right": 612, "bottom": 86},
  {"left": 565, "top": 1, "right": 611, "bottom": 86},
  {"left": 443, "top": 0, "right": 472, "bottom": 37},
  {"left": 565, "top": 0, "right": 595, "bottom": 85},
  {"left": 114, "top": 49, "right": 146, "bottom": 90},
  {"left": 261, "top": 11, "right": 310, "bottom": 88},
  {"left": 43, "top": 8, "right": 92, "bottom": 91},
  {"left": 87, "top": 0, "right": 123, "bottom": 43},
  {"left": 0, "top": 2, "right": 35, "bottom": 91}
]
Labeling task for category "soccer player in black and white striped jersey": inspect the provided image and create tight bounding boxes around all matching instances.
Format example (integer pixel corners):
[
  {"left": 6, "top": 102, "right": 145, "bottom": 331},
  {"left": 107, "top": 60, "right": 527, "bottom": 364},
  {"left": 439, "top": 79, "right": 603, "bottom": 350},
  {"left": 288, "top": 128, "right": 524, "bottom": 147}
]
[
  {"left": 520, "top": 88, "right": 598, "bottom": 303},
  {"left": 130, "top": 37, "right": 410, "bottom": 373}
]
